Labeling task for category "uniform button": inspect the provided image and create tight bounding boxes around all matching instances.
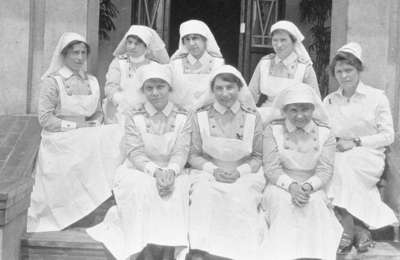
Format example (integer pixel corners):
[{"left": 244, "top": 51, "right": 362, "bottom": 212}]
[
  {"left": 284, "top": 146, "right": 289, "bottom": 149},
  {"left": 313, "top": 137, "right": 317, "bottom": 141},
  {"left": 240, "top": 125, "right": 243, "bottom": 128},
  {"left": 212, "top": 125, "right": 216, "bottom": 128},
  {"left": 314, "top": 147, "right": 319, "bottom": 151}
]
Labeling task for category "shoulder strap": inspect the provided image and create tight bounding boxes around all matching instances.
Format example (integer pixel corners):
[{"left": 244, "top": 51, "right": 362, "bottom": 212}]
[
  {"left": 197, "top": 111, "right": 210, "bottom": 140},
  {"left": 242, "top": 113, "right": 256, "bottom": 150},
  {"left": 294, "top": 63, "right": 306, "bottom": 81},
  {"left": 133, "top": 114, "right": 146, "bottom": 134}
]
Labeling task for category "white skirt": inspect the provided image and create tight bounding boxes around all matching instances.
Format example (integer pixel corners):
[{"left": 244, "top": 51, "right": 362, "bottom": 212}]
[
  {"left": 328, "top": 147, "right": 398, "bottom": 229},
  {"left": 87, "top": 163, "right": 190, "bottom": 260},
  {"left": 261, "top": 185, "right": 342, "bottom": 260},
  {"left": 28, "top": 125, "right": 124, "bottom": 232},
  {"left": 189, "top": 170, "right": 266, "bottom": 260}
]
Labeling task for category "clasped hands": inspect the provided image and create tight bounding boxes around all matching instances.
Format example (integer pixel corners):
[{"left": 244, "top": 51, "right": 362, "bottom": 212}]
[
  {"left": 154, "top": 168, "right": 176, "bottom": 197},
  {"left": 288, "top": 182, "right": 313, "bottom": 207},
  {"left": 213, "top": 167, "right": 240, "bottom": 183},
  {"left": 336, "top": 137, "right": 355, "bottom": 152}
]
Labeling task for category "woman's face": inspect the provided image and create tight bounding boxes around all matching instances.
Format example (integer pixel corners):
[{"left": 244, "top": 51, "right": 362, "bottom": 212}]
[
  {"left": 272, "top": 30, "right": 295, "bottom": 59},
  {"left": 126, "top": 36, "right": 147, "bottom": 58},
  {"left": 212, "top": 77, "right": 240, "bottom": 108},
  {"left": 334, "top": 61, "right": 360, "bottom": 89},
  {"left": 283, "top": 103, "right": 315, "bottom": 128},
  {"left": 142, "top": 79, "right": 170, "bottom": 110},
  {"left": 182, "top": 34, "right": 207, "bottom": 59},
  {"left": 63, "top": 43, "right": 88, "bottom": 71}
]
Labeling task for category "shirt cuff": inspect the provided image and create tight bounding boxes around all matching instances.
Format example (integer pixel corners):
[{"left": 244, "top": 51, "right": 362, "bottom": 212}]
[
  {"left": 305, "top": 176, "right": 323, "bottom": 191},
  {"left": 202, "top": 162, "right": 218, "bottom": 174},
  {"left": 144, "top": 162, "right": 159, "bottom": 176},
  {"left": 167, "top": 163, "right": 181, "bottom": 175},
  {"left": 237, "top": 164, "right": 252, "bottom": 176},
  {"left": 276, "top": 174, "right": 296, "bottom": 191},
  {"left": 61, "top": 120, "right": 77, "bottom": 131},
  {"left": 112, "top": 92, "right": 123, "bottom": 105}
]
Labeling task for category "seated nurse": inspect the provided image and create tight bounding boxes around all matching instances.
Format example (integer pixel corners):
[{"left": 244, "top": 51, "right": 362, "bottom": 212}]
[
  {"left": 87, "top": 63, "right": 191, "bottom": 260},
  {"left": 28, "top": 32, "right": 122, "bottom": 232},
  {"left": 324, "top": 42, "right": 398, "bottom": 253},
  {"left": 188, "top": 65, "right": 265, "bottom": 260},
  {"left": 261, "top": 83, "right": 342, "bottom": 260}
]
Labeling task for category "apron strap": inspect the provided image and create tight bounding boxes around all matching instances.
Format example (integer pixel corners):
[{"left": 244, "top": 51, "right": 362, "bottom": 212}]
[
  {"left": 133, "top": 114, "right": 147, "bottom": 134},
  {"left": 197, "top": 111, "right": 210, "bottom": 140},
  {"left": 53, "top": 75, "right": 66, "bottom": 95},
  {"left": 271, "top": 124, "right": 285, "bottom": 150},
  {"left": 294, "top": 63, "right": 306, "bottom": 82},
  {"left": 174, "top": 114, "right": 187, "bottom": 135},
  {"left": 242, "top": 113, "right": 256, "bottom": 151},
  {"left": 317, "top": 126, "right": 331, "bottom": 150}
]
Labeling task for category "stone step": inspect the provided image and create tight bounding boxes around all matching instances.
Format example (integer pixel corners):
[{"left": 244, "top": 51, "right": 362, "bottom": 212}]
[{"left": 338, "top": 241, "right": 400, "bottom": 259}]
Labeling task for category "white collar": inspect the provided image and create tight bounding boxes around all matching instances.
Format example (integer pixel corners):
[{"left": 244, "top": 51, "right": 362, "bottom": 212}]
[
  {"left": 187, "top": 51, "right": 210, "bottom": 65},
  {"left": 129, "top": 54, "right": 146, "bottom": 63},
  {"left": 213, "top": 100, "right": 241, "bottom": 115},
  {"left": 285, "top": 119, "right": 315, "bottom": 134},
  {"left": 275, "top": 52, "right": 298, "bottom": 67},
  {"left": 336, "top": 81, "right": 369, "bottom": 98},
  {"left": 58, "top": 66, "right": 87, "bottom": 79},
  {"left": 145, "top": 101, "right": 173, "bottom": 117}
]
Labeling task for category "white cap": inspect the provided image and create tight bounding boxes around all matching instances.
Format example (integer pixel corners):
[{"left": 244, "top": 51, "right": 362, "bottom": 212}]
[
  {"left": 136, "top": 63, "right": 172, "bottom": 88},
  {"left": 337, "top": 42, "right": 363, "bottom": 63}
]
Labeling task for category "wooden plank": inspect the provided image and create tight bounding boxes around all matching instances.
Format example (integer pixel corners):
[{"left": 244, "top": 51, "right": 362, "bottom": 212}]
[{"left": 0, "top": 195, "right": 31, "bottom": 225}]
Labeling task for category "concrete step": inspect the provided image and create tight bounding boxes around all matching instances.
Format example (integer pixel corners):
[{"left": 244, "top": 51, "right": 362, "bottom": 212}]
[{"left": 338, "top": 241, "right": 400, "bottom": 259}]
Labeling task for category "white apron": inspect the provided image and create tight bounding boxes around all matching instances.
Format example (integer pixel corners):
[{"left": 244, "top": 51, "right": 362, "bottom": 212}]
[
  {"left": 87, "top": 113, "right": 189, "bottom": 260},
  {"left": 325, "top": 95, "right": 398, "bottom": 229},
  {"left": 103, "top": 60, "right": 149, "bottom": 124},
  {"left": 260, "top": 125, "right": 342, "bottom": 260},
  {"left": 257, "top": 59, "right": 305, "bottom": 123},
  {"left": 189, "top": 111, "right": 266, "bottom": 260},
  {"left": 28, "top": 75, "right": 123, "bottom": 232}
]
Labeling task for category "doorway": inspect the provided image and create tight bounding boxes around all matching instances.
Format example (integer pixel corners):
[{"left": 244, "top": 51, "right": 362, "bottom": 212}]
[{"left": 169, "top": 0, "right": 241, "bottom": 66}]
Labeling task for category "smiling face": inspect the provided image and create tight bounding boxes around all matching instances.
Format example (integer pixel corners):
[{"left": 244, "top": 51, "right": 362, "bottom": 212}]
[
  {"left": 182, "top": 34, "right": 207, "bottom": 59},
  {"left": 271, "top": 29, "right": 295, "bottom": 59},
  {"left": 212, "top": 76, "right": 241, "bottom": 108},
  {"left": 283, "top": 103, "right": 315, "bottom": 128},
  {"left": 126, "top": 35, "right": 147, "bottom": 58},
  {"left": 142, "top": 78, "right": 171, "bottom": 111},
  {"left": 63, "top": 42, "right": 88, "bottom": 72},
  {"left": 334, "top": 60, "right": 360, "bottom": 90}
]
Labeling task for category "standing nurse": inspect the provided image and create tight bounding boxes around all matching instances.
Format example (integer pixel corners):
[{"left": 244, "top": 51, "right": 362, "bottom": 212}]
[{"left": 248, "top": 20, "right": 320, "bottom": 123}]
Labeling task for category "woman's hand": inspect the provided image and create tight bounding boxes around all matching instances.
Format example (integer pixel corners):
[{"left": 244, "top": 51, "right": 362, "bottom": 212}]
[
  {"left": 289, "top": 182, "right": 310, "bottom": 207},
  {"left": 155, "top": 169, "right": 175, "bottom": 197},
  {"left": 213, "top": 168, "right": 239, "bottom": 183},
  {"left": 336, "top": 138, "right": 355, "bottom": 152}
]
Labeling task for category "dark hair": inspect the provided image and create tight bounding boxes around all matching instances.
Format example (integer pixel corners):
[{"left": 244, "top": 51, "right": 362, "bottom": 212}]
[
  {"left": 61, "top": 40, "right": 90, "bottom": 57},
  {"left": 210, "top": 73, "right": 243, "bottom": 91},
  {"left": 126, "top": 35, "right": 147, "bottom": 47},
  {"left": 283, "top": 103, "right": 315, "bottom": 112},
  {"left": 271, "top": 29, "right": 296, "bottom": 43},
  {"left": 182, "top": 34, "right": 207, "bottom": 44},
  {"left": 141, "top": 78, "right": 172, "bottom": 92},
  {"left": 329, "top": 51, "right": 364, "bottom": 76}
]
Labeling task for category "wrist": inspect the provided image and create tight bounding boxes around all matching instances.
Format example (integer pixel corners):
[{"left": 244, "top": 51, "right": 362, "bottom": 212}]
[
  {"left": 288, "top": 182, "right": 299, "bottom": 193},
  {"left": 302, "top": 182, "right": 313, "bottom": 192}
]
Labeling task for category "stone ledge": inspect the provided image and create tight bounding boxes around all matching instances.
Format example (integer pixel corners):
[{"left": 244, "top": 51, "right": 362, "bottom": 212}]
[{"left": 338, "top": 241, "right": 400, "bottom": 260}]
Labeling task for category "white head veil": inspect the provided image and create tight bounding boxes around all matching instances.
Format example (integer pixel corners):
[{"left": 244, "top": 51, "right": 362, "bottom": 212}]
[
  {"left": 271, "top": 20, "right": 312, "bottom": 64},
  {"left": 337, "top": 42, "right": 363, "bottom": 63},
  {"left": 41, "top": 32, "right": 88, "bottom": 80},
  {"left": 171, "top": 19, "right": 222, "bottom": 59},
  {"left": 269, "top": 82, "right": 329, "bottom": 124},
  {"left": 194, "top": 65, "right": 256, "bottom": 110},
  {"left": 113, "top": 25, "right": 169, "bottom": 64}
]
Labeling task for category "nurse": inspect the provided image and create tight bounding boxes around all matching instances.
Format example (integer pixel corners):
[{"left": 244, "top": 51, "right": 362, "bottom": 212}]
[
  {"left": 248, "top": 20, "right": 320, "bottom": 123},
  {"left": 103, "top": 25, "right": 169, "bottom": 123},
  {"left": 324, "top": 42, "right": 398, "bottom": 253},
  {"left": 87, "top": 63, "right": 191, "bottom": 260},
  {"left": 261, "top": 83, "right": 342, "bottom": 260},
  {"left": 28, "top": 32, "right": 122, "bottom": 232},
  {"left": 188, "top": 65, "right": 265, "bottom": 260},
  {"left": 170, "top": 19, "right": 225, "bottom": 110}
]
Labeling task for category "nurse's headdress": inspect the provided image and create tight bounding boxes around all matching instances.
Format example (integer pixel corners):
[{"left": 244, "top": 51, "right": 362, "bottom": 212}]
[
  {"left": 171, "top": 19, "right": 223, "bottom": 59},
  {"left": 269, "top": 83, "right": 329, "bottom": 124},
  {"left": 271, "top": 20, "right": 312, "bottom": 64},
  {"left": 194, "top": 65, "right": 256, "bottom": 110},
  {"left": 113, "top": 25, "right": 169, "bottom": 64},
  {"left": 41, "top": 32, "right": 88, "bottom": 80},
  {"left": 336, "top": 42, "right": 363, "bottom": 63}
]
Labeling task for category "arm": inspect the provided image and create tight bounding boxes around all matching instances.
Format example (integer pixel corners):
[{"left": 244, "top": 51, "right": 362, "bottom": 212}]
[
  {"left": 248, "top": 61, "right": 262, "bottom": 103},
  {"left": 303, "top": 63, "right": 321, "bottom": 98},
  {"left": 104, "top": 58, "right": 122, "bottom": 104},
  {"left": 188, "top": 113, "right": 217, "bottom": 173},
  {"left": 124, "top": 112, "right": 157, "bottom": 175},
  {"left": 167, "top": 114, "right": 192, "bottom": 174},
  {"left": 86, "top": 98, "right": 104, "bottom": 124},
  {"left": 305, "top": 132, "right": 335, "bottom": 191},
  {"left": 263, "top": 125, "right": 296, "bottom": 191},
  {"left": 359, "top": 93, "right": 394, "bottom": 148},
  {"left": 236, "top": 113, "right": 263, "bottom": 176}
]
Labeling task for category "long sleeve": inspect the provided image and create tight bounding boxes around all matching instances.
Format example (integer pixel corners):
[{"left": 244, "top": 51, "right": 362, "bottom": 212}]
[
  {"left": 306, "top": 132, "right": 335, "bottom": 191},
  {"left": 167, "top": 114, "right": 192, "bottom": 174},
  {"left": 263, "top": 125, "right": 294, "bottom": 190},
  {"left": 104, "top": 58, "right": 121, "bottom": 102},
  {"left": 236, "top": 113, "right": 263, "bottom": 175},
  {"left": 360, "top": 94, "right": 394, "bottom": 148},
  {"left": 303, "top": 64, "right": 321, "bottom": 98},
  {"left": 248, "top": 62, "right": 261, "bottom": 103},
  {"left": 189, "top": 113, "right": 215, "bottom": 172},
  {"left": 38, "top": 78, "right": 63, "bottom": 132}
]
